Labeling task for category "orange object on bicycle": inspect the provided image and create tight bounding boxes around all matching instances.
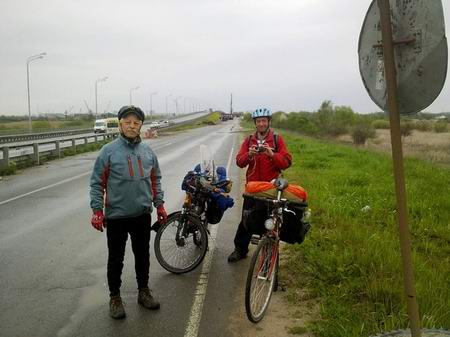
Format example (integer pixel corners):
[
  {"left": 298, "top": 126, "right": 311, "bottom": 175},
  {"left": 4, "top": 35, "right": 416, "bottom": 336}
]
[{"left": 245, "top": 181, "right": 308, "bottom": 202}]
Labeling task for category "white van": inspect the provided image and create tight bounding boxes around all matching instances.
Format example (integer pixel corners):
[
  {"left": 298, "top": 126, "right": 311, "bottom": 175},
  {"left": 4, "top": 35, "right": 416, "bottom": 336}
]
[
  {"left": 94, "top": 118, "right": 119, "bottom": 134},
  {"left": 94, "top": 119, "right": 107, "bottom": 133}
]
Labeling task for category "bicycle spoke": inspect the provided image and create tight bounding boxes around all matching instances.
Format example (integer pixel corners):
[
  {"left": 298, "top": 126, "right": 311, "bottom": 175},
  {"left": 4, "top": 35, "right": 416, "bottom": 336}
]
[
  {"left": 154, "top": 214, "right": 208, "bottom": 274},
  {"left": 245, "top": 237, "right": 278, "bottom": 321}
]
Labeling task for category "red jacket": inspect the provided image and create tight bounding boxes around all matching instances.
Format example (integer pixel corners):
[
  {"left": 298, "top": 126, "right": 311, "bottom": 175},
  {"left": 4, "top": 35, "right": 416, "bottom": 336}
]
[{"left": 236, "top": 129, "right": 292, "bottom": 183}]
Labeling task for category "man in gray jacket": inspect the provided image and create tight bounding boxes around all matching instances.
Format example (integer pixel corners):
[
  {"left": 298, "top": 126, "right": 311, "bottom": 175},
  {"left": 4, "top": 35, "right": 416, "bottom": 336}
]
[{"left": 89, "top": 105, "right": 167, "bottom": 319}]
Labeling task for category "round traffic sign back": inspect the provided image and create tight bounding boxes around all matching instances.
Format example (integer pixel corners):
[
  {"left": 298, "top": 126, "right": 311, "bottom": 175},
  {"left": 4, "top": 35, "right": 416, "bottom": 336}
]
[{"left": 359, "top": 0, "right": 448, "bottom": 114}]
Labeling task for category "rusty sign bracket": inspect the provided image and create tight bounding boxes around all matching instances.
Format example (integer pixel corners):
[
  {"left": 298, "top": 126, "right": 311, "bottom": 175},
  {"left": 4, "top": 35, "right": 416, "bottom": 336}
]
[{"left": 373, "top": 37, "right": 416, "bottom": 48}]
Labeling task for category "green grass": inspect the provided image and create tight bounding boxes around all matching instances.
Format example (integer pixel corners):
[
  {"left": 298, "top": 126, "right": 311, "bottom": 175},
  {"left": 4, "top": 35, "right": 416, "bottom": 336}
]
[
  {"left": 280, "top": 134, "right": 450, "bottom": 337},
  {"left": 0, "top": 119, "right": 94, "bottom": 135},
  {"left": 0, "top": 161, "right": 17, "bottom": 176},
  {"left": 288, "top": 326, "right": 308, "bottom": 335},
  {"left": 160, "top": 112, "right": 221, "bottom": 132}
]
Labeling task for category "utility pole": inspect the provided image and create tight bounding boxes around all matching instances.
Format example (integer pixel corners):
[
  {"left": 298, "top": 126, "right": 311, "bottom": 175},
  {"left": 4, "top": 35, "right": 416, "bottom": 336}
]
[{"left": 95, "top": 76, "right": 108, "bottom": 118}]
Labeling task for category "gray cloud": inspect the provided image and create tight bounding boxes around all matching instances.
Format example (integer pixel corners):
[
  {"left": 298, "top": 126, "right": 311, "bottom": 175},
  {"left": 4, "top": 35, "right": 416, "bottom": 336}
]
[{"left": 0, "top": 0, "right": 449, "bottom": 115}]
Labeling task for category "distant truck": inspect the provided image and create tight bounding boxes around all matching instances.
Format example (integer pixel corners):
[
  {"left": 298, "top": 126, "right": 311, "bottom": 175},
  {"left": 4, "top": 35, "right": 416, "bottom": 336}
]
[
  {"left": 221, "top": 113, "right": 233, "bottom": 121},
  {"left": 94, "top": 118, "right": 119, "bottom": 134}
]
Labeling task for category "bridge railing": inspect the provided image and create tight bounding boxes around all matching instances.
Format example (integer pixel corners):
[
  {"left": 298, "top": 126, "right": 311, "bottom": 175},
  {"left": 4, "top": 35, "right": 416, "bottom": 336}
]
[{"left": 0, "top": 132, "right": 118, "bottom": 169}]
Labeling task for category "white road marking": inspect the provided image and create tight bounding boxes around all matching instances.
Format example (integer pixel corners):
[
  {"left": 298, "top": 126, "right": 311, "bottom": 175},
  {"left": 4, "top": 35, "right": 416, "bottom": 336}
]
[
  {"left": 0, "top": 171, "right": 91, "bottom": 206},
  {"left": 184, "top": 139, "right": 235, "bottom": 337}
]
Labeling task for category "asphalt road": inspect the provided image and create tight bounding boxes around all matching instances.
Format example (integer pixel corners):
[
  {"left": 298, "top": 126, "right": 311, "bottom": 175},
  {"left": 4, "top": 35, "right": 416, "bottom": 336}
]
[
  {"left": 0, "top": 111, "right": 212, "bottom": 161},
  {"left": 0, "top": 120, "right": 252, "bottom": 337}
]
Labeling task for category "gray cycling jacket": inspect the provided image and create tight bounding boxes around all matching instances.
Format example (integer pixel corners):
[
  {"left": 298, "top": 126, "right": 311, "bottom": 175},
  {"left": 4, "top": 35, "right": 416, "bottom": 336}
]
[{"left": 89, "top": 135, "right": 164, "bottom": 219}]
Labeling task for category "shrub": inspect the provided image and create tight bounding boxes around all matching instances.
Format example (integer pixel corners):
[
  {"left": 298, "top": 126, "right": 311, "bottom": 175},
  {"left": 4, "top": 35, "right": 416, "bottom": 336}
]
[
  {"left": 242, "top": 112, "right": 252, "bottom": 123},
  {"left": 313, "top": 101, "right": 356, "bottom": 137},
  {"left": 400, "top": 121, "right": 413, "bottom": 137},
  {"left": 279, "top": 112, "right": 319, "bottom": 136},
  {"left": 0, "top": 161, "right": 17, "bottom": 175},
  {"left": 351, "top": 122, "right": 376, "bottom": 145},
  {"left": 414, "top": 120, "right": 432, "bottom": 132},
  {"left": 371, "top": 119, "right": 390, "bottom": 129},
  {"left": 434, "top": 121, "right": 448, "bottom": 133}
]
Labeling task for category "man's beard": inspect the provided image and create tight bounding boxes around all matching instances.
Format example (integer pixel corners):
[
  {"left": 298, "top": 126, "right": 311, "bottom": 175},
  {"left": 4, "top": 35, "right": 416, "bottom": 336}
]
[
  {"left": 257, "top": 126, "right": 270, "bottom": 136},
  {"left": 120, "top": 130, "right": 141, "bottom": 143}
]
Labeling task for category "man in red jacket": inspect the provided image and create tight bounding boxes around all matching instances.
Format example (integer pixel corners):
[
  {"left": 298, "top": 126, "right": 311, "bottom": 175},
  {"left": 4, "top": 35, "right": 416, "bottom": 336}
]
[{"left": 228, "top": 108, "right": 292, "bottom": 262}]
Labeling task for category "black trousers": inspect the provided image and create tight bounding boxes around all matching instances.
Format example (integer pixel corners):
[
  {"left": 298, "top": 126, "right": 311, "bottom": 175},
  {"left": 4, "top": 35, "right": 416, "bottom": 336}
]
[
  {"left": 106, "top": 213, "right": 151, "bottom": 296},
  {"left": 233, "top": 197, "right": 266, "bottom": 254}
]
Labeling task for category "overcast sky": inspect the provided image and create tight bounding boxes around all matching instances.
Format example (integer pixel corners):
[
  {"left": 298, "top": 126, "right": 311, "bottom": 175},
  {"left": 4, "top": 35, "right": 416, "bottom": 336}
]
[{"left": 1, "top": 0, "right": 449, "bottom": 116}]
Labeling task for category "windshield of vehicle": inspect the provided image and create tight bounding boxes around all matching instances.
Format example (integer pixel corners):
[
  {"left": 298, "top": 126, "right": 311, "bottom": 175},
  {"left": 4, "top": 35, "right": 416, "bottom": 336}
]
[{"left": 199, "top": 144, "right": 215, "bottom": 179}]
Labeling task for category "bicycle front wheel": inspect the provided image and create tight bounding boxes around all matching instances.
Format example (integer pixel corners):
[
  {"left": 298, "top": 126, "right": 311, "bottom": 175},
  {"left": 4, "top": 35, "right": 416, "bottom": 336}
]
[
  {"left": 245, "top": 236, "right": 278, "bottom": 323},
  {"left": 154, "top": 212, "right": 208, "bottom": 274}
]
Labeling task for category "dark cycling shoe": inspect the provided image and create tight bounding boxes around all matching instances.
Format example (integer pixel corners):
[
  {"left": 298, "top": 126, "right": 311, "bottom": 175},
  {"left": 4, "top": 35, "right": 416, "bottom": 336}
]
[
  {"left": 109, "top": 295, "right": 126, "bottom": 319},
  {"left": 138, "top": 288, "right": 160, "bottom": 310},
  {"left": 227, "top": 249, "right": 247, "bottom": 263}
]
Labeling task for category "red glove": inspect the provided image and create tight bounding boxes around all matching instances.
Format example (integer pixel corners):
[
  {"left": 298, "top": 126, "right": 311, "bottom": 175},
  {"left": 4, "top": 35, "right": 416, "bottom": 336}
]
[
  {"left": 157, "top": 205, "right": 168, "bottom": 224},
  {"left": 91, "top": 210, "right": 105, "bottom": 232}
]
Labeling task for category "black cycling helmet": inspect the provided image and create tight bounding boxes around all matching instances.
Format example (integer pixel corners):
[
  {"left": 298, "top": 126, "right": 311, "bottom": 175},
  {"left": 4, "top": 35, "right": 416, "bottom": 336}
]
[{"left": 117, "top": 105, "right": 145, "bottom": 122}]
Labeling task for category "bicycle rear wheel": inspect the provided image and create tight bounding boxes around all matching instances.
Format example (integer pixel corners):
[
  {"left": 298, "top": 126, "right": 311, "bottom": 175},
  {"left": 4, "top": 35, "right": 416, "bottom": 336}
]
[
  {"left": 154, "top": 212, "right": 208, "bottom": 274},
  {"left": 245, "top": 236, "right": 278, "bottom": 323}
]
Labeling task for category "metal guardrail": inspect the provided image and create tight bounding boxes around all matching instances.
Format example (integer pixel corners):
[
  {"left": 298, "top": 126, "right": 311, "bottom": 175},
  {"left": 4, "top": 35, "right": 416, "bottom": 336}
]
[
  {"left": 0, "top": 133, "right": 117, "bottom": 169},
  {"left": 0, "top": 111, "right": 215, "bottom": 170},
  {"left": 0, "top": 129, "right": 93, "bottom": 144},
  {"left": 0, "top": 111, "right": 211, "bottom": 145}
]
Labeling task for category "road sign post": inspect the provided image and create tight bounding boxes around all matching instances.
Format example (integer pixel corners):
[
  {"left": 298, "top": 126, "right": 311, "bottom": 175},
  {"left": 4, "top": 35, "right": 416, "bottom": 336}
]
[
  {"left": 360, "top": 1, "right": 448, "bottom": 336},
  {"left": 377, "top": 2, "right": 421, "bottom": 335}
]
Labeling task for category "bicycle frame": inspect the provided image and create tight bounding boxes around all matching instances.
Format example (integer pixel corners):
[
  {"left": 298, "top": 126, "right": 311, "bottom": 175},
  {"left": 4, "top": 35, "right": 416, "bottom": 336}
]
[
  {"left": 257, "top": 190, "right": 284, "bottom": 281},
  {"left": 256, "top": 239, "right": 278, "bottom": 282},
  {"left": 182, "top": 190, "right": 208, "bottom": 224},
  {"left": 246, "top": 178, "right": 309, "bottom": 323}
]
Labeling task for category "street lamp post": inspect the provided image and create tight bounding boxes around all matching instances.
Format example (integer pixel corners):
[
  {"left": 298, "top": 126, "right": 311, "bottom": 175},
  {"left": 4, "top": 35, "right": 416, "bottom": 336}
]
[
  {"left": 26, "top": 52, "right": 46, "bottom": 132},
  {"left": 95, "top": 76, "right": 108, "bottom": 118},
  {"left": 130, "top": 86, "right": 140, "bottom": 105},
  {"left": 149, "top": 92, "right": 158, "bottom": 119},
  {"left": 165, "top": 94, "right": 172, "bottom": 115},
  {"left": 174, "top": 96, "right": 181, "bottom": 116}
]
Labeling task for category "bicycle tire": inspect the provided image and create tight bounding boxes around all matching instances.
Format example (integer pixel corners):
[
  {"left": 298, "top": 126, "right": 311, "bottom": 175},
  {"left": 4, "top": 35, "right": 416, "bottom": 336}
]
[
  {"left": 273, "top": 253, "right": 280, "bottom": 292},
  {"left": 370, "top": 329, "right": 450, "bottom": 337},
  {"left": 154, "top": 212, "right": 208, "bottom": 274},
  {"left": 245, "top": 236, "right": 278, "bottom": 323}
]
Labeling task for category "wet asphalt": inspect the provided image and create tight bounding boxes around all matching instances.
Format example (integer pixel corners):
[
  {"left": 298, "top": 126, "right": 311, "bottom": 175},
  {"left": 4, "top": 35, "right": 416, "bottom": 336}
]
[{"left": 0, "top": 120, "right": 252, "bottom": 337}]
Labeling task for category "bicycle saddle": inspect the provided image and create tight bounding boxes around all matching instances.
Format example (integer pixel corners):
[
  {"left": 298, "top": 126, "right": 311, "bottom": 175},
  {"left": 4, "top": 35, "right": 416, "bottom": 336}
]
[{"left": 274, "top": 178, "right": 289, "bottom": 191}]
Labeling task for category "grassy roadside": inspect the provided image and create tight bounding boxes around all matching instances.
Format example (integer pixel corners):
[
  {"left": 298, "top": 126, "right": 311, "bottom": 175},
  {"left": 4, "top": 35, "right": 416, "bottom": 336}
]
[
  {"left": 158, "top": 112, "right": 221, "bottom": 133},
  {"left": 0, "top": 119, "right": 94, "bottom": 135},
  {"left": 279, "top": 133, "right": 450, "bottom": 336}
]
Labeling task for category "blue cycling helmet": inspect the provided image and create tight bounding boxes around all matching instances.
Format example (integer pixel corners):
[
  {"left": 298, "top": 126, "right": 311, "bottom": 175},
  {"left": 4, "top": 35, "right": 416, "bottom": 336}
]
[{"left": 251, "top": 108, "right": 272, "bottom": 119}]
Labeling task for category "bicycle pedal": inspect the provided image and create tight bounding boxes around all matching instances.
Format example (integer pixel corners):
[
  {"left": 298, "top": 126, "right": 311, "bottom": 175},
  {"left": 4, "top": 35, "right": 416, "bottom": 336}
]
[{"left": 250, "top": 235, "right": 260, "bottom": 245}]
